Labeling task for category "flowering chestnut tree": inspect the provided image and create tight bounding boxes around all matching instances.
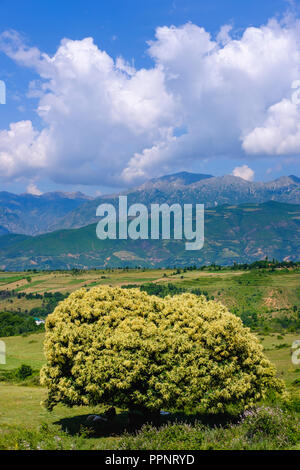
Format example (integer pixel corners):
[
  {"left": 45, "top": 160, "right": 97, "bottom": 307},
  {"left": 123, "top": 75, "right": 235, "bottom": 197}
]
[{"left": 41, "top": 286, "right": 284, "bottom": 413}]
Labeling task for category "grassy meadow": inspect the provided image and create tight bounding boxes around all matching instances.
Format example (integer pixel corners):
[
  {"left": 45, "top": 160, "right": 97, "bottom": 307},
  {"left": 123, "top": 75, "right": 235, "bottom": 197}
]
[{"left": 0, "top": 267, "right": 299, "bottom": 450}]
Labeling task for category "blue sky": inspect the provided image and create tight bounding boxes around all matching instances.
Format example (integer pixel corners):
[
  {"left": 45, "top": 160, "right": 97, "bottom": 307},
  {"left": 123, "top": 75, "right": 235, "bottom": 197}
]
[{"left": 0, "top": 0, "right": 299, "bottom": 195}]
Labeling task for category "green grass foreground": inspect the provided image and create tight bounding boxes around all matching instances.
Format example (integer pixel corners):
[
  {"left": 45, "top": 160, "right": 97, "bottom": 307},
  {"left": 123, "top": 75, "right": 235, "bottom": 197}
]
[{"left": 0, "top": 382, "right": 299, "bottom": 450}]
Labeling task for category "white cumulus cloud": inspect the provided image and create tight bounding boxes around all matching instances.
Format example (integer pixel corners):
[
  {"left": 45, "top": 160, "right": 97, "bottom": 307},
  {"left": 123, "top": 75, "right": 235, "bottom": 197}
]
[
  {"left": 27, "top": 182, "right": 43, "bottom": 195},
  {"left": 232, "top": 165, "right": 255, "bottom": 181},
  {"left": 242, "top": 98, "right": 300, "bottom": 155},
  {"left": 0, "top": 15, "right": 300, "bottom": 187},
  {"left": 0, "top": 120, "right": 47, "bottom": 180}
]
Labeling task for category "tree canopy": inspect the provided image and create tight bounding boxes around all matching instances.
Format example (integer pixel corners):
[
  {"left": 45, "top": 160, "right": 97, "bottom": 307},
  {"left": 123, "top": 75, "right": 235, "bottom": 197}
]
[{"left": 41, "top": 286, "right": 284, "bottom": 413}]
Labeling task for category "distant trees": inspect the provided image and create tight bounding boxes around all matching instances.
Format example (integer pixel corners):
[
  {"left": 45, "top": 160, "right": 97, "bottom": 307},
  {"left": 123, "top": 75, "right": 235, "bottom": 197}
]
[
  {"left": 230, "top": 259, "right": 300, "bottom": 271},
  {"left": 0, "top": 311, "right": 41, "bottom": 337},
  {"left": 122, "top": 282, "right": 186, "bottom": 298},
  {"left": 0, "top": 290, "right": 68, "bottom": 319}
]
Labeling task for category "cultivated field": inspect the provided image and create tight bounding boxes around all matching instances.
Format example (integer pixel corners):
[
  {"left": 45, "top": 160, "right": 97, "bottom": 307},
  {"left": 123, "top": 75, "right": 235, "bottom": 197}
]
[{"left": 1, "top": 267, "right": 300, "bottom": 325}]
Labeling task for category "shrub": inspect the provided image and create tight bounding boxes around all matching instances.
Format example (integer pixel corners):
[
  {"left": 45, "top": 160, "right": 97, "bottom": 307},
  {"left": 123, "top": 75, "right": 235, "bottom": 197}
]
[
  {"left": 16, "top": 364, "right": 33, "bottom": 380},
  {"left": 115, "top": 408, "right": 300, "bottom": 450},
  {"left": 41, "top": 286, "right": 284, "bottom": 413},
  {"left": 239, "top": 406, "right": 299, "bottom": 448},
  {"left": 283, "top": 395, "right": 300, "bottom": 413},
  {"left": 117, "top": 422, "right": 204, "bottom": 450}
]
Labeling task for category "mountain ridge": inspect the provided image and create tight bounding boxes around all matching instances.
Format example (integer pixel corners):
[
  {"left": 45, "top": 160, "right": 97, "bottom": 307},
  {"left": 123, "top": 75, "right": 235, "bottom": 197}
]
[
  {"left": 49, "top": 173, "right": 300, "bottom": 233},
  {"left": 0, "top": 191, "right": 93, "bottom": 235},
  {"left": 1, "top": 172, "right": 300, "bottom": 236},
  {"left": 0, "top": 201, "right": 299, "bottom": 270}
]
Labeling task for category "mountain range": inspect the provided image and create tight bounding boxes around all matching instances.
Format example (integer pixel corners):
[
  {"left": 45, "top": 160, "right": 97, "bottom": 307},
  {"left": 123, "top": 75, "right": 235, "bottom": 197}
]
[
  {"left": 0, "top": 173, "right": 300, "bottom": 236},
  {"left": 49, "top": 173, "right": 300, "bottom": 233},
  {"left": 0, "top": 201, "right": 299, "bottom": 270},
  {"left": 0, "top": 191, "right": 93, "bottom": 235},
  {"left": 0, "top": 172, "right": 299, "bottom": 269}
]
